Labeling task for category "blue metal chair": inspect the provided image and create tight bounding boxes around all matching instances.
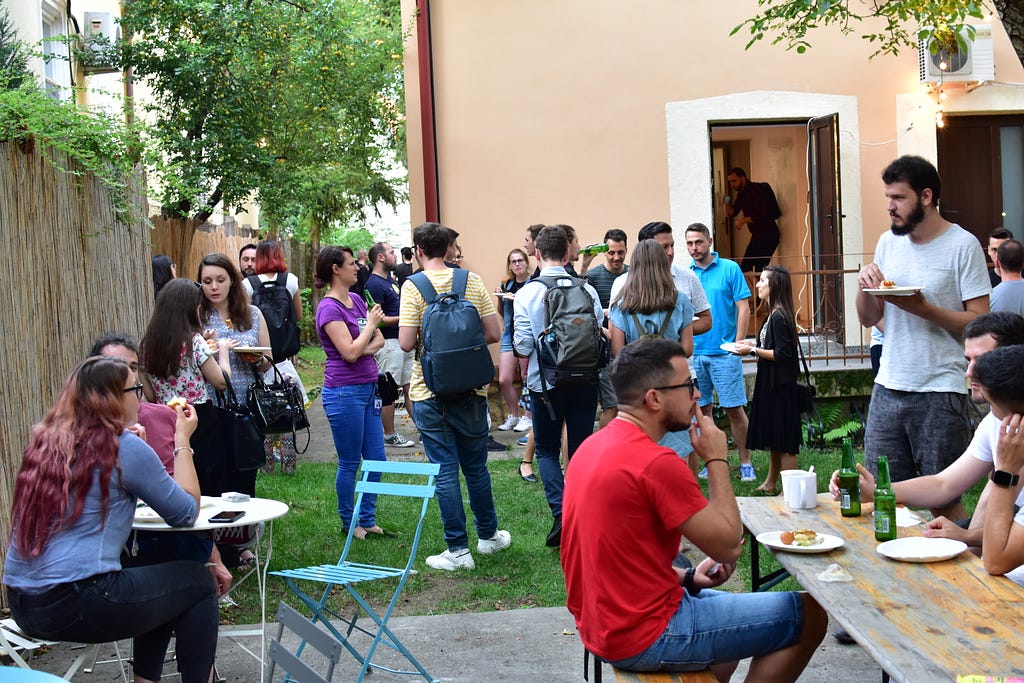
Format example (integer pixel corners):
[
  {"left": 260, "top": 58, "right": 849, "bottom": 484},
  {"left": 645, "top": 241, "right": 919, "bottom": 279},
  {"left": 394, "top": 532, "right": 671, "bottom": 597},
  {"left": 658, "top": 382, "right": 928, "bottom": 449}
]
[{"left": 271, "top": 460, "right": 440, "bottom": 683}]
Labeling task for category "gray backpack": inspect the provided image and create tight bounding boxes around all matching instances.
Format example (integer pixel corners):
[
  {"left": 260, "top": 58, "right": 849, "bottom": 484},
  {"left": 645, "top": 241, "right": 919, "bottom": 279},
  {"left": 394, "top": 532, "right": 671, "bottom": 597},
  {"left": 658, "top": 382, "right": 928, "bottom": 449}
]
[{"left": 534, "top": 275, "right": 609, "bottom": 397}]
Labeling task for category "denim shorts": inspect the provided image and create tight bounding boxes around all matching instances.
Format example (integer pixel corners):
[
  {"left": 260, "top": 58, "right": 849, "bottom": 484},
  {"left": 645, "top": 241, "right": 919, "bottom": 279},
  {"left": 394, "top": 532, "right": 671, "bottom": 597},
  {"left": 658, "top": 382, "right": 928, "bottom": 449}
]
[
  {"left": 500, "top": 328, "right": 514, "bottom": 353},
  {"left": 607, "top": 589, "right": 802, "bottom": 672},
  {"left": 693, "top": 354, "right": 748, "bottom": 409}
]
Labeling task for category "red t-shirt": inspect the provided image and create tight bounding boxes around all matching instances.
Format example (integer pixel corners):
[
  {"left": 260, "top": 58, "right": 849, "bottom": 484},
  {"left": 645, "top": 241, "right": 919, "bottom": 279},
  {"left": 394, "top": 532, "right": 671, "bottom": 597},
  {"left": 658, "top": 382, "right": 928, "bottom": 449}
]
[
  {"left": 561, "top": 418, "right": 708, "bottom": 661},
  {"left": 137, "top": 402, "right": 177, "bottom": 475}
]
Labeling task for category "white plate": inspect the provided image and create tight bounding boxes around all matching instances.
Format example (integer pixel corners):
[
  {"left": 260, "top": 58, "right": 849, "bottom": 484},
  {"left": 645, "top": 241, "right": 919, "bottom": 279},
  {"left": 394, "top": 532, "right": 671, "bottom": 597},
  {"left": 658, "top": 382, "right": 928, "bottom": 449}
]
[
  {"left": 720, "top": 342, "right": 741, "bottom": 354},
  {"left": 876, "top": 537, "right": 967, "bottom": 563},
  {"left": 233, "top": 346, "right": 272, "bottom": 354},
  {"left": 756, "top": 531, "right": 844, "bottom": 554},
  {"left": 863, "top": 286, "right": 923, "bottom": 296},
  {"left": 135, "top": 496, "right": 218, "bottom": 523}
]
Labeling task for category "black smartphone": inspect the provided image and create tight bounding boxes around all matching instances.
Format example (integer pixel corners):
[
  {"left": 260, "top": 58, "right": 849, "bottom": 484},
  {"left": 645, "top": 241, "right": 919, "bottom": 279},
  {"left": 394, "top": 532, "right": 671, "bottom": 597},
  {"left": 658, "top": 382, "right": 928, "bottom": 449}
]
[{"left": 209, "top": 510, "right": 246, "bottom": 523}]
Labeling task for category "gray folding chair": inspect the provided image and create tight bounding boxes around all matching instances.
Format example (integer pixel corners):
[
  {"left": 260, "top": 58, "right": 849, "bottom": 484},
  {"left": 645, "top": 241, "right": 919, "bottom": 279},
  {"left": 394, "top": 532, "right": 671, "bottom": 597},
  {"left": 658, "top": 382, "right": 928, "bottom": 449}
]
[{"left": 267, "top": 601, "right": 343, "bottom": 683}]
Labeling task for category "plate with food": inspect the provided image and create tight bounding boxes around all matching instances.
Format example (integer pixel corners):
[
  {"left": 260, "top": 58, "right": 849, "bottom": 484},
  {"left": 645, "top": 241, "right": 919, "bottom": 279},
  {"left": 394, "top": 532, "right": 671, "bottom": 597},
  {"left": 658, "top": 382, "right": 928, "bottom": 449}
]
[
  {"left": 232, "top": 346, "right": 272, "bottom": 354},
  {"left": 756, "top": 529, "right": 844, "bottom": 554},
  {"left": 863, "top": 281, "right": 923, "bottom": 296},
  {"left": 876, "top": 536, "right": 967, "bottom": 563},
  {"left": 134, "top": 506, "right": 164, "bottom": 523}
]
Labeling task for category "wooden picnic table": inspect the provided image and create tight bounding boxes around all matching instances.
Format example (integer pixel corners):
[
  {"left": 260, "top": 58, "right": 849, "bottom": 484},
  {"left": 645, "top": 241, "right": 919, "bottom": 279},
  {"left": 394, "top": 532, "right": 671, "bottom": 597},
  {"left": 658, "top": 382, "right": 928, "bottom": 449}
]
[{"left": 736, "top": 493, "right": 1024, "bottom": 683}]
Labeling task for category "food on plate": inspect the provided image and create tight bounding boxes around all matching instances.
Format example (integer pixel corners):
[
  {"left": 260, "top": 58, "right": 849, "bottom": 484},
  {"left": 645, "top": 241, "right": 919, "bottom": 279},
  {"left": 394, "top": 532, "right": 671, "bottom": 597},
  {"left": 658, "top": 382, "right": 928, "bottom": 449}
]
[
  {"left": 880, "top": 279, "right": 897, "bottom": 288},
  {"left": 166, "top": 396, "right": 187, "bottom": 410},
  {"left": 781, "top": 529, "right": 822, "bottom": 547}
]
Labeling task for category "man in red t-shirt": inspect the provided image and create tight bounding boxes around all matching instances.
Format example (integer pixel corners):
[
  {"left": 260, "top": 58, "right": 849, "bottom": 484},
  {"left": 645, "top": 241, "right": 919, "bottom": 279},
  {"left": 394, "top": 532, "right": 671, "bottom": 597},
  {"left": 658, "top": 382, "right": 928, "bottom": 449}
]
[{"left": 561, "top": 338, "right": 826, "bottom": 680}]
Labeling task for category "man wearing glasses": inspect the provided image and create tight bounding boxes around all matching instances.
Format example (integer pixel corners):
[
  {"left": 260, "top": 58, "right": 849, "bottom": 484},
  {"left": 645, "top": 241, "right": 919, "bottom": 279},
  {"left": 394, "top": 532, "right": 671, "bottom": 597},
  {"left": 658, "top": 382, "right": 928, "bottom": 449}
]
[{"left": 561, "top": 338, "right": 825, "bottom": 679}]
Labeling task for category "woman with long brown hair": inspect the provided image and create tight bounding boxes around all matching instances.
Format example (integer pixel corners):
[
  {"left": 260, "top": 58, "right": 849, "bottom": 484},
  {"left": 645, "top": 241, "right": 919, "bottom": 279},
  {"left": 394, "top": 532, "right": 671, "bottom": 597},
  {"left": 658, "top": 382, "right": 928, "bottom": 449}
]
[{"left": 3, "top": 356, "right": 218, "bottom": 683}]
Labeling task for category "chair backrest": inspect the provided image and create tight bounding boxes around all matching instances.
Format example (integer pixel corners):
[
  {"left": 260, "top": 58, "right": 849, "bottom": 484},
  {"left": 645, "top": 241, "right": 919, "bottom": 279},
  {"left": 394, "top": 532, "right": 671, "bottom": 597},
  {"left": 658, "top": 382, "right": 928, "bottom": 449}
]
[
  {"left": 342, "top": 460, "right": 440, "bottom": 568},
  {"left": 267, "top": 601, "right": 344, "bottom": 683}
]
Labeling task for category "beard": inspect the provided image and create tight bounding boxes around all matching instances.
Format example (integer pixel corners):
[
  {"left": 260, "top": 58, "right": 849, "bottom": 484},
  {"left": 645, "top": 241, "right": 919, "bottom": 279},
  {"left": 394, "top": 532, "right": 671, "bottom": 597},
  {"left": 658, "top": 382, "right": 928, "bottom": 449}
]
[{"left": 890, "top": 199, "right": 925, "bottom": 236}]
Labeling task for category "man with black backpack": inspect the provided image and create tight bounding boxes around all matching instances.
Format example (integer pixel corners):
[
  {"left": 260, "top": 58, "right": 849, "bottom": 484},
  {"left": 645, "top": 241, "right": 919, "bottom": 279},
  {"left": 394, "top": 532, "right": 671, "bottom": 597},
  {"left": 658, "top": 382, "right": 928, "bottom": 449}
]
[
  {"left": 399, "top": 222, "right": 511, "bottom": 571},
  {"left": 514, "top": 225, "right": 607, "bottom": 548}
]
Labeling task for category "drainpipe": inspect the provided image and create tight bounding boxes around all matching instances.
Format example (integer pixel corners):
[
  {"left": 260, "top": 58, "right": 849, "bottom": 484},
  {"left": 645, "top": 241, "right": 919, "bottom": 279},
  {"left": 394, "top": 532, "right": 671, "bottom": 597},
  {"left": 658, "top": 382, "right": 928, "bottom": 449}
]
[{"left": 415, "top": 0, "right": 440, "bottom": 222}]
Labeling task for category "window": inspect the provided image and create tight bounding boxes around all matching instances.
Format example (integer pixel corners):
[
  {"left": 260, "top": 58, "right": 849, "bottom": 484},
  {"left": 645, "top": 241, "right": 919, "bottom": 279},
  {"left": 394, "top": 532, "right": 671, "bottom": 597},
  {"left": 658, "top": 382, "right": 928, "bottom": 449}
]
[{"left": 41, "top": 0, "right": 71, "bottom": 99}]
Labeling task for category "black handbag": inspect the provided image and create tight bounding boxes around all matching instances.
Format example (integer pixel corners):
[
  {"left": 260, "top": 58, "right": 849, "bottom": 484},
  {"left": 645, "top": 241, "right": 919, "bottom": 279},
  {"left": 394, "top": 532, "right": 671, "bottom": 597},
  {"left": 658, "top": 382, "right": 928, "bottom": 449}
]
[
  {"left": 217, "top": 376, "right": 267, "bottom": 472},
  {"left": 796, "top": 341, "right": 817, "bottom": 415},
  {"left": 247, "top": 361, "right": 311, "bottom": 453},
  {"left": 377, "top": 371, "right": 401, "bottom": 406}
]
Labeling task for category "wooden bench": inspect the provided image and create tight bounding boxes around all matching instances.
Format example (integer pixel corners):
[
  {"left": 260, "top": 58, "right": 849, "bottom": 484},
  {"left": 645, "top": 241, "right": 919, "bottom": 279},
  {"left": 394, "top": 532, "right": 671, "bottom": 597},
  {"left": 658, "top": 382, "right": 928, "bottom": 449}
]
[{"left": 612, "top": 669, "right": 717, "bottom": 682}]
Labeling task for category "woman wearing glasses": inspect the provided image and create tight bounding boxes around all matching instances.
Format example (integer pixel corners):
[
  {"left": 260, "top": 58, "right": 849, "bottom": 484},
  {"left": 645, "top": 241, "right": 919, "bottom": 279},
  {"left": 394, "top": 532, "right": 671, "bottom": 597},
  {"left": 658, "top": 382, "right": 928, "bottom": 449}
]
[
  {"left": 733, "top": 265, "right": 802, "bottom": 495},
  {"left": 495, "top": 249, "right": 534, "bottom": 476},
  {"left": 4, "top": 356, "right": 219, "bottom": 683}
]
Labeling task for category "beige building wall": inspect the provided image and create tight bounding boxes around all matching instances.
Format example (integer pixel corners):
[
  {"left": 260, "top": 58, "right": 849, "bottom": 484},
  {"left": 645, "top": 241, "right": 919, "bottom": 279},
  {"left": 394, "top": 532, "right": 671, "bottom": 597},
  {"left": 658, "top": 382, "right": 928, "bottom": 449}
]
[{"left": 401, "top": 0, "right": 1024, "bottom": 330}]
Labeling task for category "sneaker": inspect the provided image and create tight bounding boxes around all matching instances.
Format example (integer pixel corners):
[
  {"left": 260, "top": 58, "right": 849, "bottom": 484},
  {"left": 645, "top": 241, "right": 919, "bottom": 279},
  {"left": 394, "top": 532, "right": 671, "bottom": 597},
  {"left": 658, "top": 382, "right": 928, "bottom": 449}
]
[
  {"left": 384, "top": 433, "right": 416, "bottom": 448},
  {"left": 513, "top": 416, "right": 533, "bottom": 432},
  {"left": 497, "top": 415, "right": 519, "bottom": 431},
  {"left": 698, "top": 467, "right": 708, "bottom": 479},
  {"left": 486, "top": 436, "right": 507, "bottom": 452},
  {"left": 477, "top": 530, "right": 512, "bottom": 555},
  {"left": 426, "top": 548, "right": 475, "bottom": 571},
  {"left": 740, "top": 463, "right": 756, "bottom": 481},
  {"left": 517, "top": 434, "right": 530, "bottom": 446}
]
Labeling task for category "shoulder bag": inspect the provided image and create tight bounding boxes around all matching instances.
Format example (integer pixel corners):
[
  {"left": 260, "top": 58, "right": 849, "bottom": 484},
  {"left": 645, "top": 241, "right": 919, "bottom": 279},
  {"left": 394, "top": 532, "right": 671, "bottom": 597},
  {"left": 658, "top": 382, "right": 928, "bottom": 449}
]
[{"left": 247, "top": 359, "right": 311, "bottom": 454}]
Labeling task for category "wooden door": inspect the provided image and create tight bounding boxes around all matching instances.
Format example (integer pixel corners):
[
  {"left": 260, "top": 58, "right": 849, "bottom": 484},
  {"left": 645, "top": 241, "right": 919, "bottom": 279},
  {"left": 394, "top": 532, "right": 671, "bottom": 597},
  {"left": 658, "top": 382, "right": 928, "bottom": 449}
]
[{"left": 808, "top": 114, "right": 844, "bottom": 342}]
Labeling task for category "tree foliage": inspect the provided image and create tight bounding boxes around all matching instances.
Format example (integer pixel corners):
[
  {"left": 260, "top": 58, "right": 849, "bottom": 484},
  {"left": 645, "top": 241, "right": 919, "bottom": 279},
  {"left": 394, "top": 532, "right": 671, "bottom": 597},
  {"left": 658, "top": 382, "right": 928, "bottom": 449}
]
[
  {"left": 0, "top": 1, "right": 29, "bottom": 90},
  {"left": 119, "top": 0, "right": 405, "bottom": 228},
  {"left": 731, "top": 0, "right": 1021, "bottom": 63}
]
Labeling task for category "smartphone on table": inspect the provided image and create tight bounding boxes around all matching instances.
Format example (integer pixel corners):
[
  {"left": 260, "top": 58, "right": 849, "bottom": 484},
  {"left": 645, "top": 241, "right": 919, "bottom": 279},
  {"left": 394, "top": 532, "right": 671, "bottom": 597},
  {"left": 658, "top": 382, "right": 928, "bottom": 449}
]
[{"left": 209, "top": 510, "right": 246, "bottom": 523}]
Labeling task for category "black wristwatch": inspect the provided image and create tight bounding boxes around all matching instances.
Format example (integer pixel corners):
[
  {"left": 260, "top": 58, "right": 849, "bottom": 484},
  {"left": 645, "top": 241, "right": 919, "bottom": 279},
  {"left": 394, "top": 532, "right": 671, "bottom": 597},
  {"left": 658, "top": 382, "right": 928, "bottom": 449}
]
[
  {"left": 749, "top": 349, "right": 757, "bottom": 357},
  {"left": 990, "top": 470, "right": 1020, "bottom": 488},
  {"left": 683, "top": 568, "right": 701, "bottom": 597}
]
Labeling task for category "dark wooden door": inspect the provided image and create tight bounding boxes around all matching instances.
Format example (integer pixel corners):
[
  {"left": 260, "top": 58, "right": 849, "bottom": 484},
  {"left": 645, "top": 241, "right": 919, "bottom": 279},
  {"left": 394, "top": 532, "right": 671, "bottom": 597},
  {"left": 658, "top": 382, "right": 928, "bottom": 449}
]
[
  {"left": 936, "top": 116, "right": 1004, "bottom": 245},
  {"left": 808, "top": 114, "right": 844, "bottom": 342}
]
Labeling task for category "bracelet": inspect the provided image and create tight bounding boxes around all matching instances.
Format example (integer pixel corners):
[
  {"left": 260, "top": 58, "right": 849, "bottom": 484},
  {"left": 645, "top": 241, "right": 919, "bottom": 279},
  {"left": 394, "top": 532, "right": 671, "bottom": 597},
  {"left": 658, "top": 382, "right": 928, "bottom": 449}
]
[
  {"left": 683, "top": 568, "right": 701, "bottom": 596},
  {"left": 173, "top": 447, "right": 194, "bottom": 457},
  {"left": 704, "top": 458, "right": 729, "bottom": 467}
]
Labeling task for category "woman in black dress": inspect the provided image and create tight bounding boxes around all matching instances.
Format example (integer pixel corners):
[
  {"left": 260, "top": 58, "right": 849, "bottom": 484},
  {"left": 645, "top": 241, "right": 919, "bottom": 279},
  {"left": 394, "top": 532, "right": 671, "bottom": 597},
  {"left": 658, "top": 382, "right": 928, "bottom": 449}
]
[{"left": 734, "top": 265, "right": 801, "bottom": 494}]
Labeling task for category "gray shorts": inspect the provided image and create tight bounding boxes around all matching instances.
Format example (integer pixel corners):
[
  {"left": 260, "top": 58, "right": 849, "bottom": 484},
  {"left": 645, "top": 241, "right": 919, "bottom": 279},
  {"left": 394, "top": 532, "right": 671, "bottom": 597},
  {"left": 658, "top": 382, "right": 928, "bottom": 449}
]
[
  {"left": 864, "top": 385, "right": 971, "bottom": 495},
  {"left": 374, "top": 338, "right": 414, "bottom": 386},
  {"left": 598, "top": 365, "right": 617, "bottom": 411}
]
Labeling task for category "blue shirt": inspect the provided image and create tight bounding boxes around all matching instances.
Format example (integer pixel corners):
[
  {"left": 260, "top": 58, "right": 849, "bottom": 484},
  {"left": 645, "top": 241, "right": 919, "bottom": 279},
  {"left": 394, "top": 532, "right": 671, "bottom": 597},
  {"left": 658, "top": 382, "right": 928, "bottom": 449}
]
[
  {"left": 689, "top": 252, "right": 750, "bottom": 356},
  {"left": 609, "top": 291, "right": 694, "bottom": 343},
  {"left": 4, "top": 433, "right": 198, "bottom": 592},
  {"left": 513, "top": 266, "right": 604, "bottom": 393}
]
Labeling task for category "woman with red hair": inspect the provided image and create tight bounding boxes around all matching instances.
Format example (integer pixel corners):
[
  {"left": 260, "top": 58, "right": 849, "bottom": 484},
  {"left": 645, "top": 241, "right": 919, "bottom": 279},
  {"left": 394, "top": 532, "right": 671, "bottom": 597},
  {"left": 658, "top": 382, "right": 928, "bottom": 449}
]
[{"left": 3, "top": 356, "right": 219, "bottom": 683}]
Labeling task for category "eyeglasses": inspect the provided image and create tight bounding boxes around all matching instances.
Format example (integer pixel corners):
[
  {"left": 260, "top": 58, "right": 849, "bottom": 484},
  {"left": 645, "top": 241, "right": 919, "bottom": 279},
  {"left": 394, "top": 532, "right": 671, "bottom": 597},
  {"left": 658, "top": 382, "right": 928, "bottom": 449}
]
[
  {"left": 509, "top": 259, "right": 527, "bottom": 265},
  {"left": 653, "top": 378, "right": 697, "bottom": 398},
  {"left": 124, "top": 384, "right": 144, "bottom": 399}
]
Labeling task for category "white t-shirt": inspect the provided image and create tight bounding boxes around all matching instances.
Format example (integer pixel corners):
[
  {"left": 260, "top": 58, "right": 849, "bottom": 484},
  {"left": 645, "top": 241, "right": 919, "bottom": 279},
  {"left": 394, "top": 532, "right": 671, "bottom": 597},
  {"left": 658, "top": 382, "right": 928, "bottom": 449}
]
[
  {"left": 970, "top": 411, "right": 1024, "bottom": 507},
  {"left": 873, "top": 224, "right": 990, "bottom": 393},
  {"left": 242, "top": 271, "right": 300, "bottom": 298}
]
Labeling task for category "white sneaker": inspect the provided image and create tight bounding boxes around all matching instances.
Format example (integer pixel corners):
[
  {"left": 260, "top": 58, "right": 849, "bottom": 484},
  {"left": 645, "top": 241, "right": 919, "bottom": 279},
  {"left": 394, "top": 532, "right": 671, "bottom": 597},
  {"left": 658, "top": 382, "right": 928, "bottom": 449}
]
[
  {"left": 497, "top": 415, "right": 519, "bottom": 431},
  {"left": 513, "top": 416, "right": 533, "bottom": 432},
  {"left": 384, "top": 433, "right": 416, "bottom": 447},
  {"left": 426, "top": 548, "right": 475, "bottom": 571},
  {"left": 477, "top": 530, "right": 512, "bottom": 555}
]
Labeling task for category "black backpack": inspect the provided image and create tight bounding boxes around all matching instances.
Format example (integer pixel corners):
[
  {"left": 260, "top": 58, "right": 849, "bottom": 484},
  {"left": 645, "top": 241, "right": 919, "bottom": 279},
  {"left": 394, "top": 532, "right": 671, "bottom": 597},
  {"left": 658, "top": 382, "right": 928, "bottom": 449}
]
[
  {"left": 247, "top": 273, "right": 300, "bottom": 362},
  {"left": 409, "top": 269, "right": 495, "bottom": 398}
]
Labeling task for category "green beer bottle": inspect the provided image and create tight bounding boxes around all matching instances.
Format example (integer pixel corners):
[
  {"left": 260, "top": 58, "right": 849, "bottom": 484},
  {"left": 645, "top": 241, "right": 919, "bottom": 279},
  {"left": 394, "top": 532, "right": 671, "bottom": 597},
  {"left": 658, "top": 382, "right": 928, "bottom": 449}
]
[
  {"left": 580, "top": 243, "right": 610, "bottom": 255},
  {"left": 874, "top": 456, "right": 897, "bottom": 542},
  {"left": 838, "top": 437, "right": 861, "bottom": 517}
]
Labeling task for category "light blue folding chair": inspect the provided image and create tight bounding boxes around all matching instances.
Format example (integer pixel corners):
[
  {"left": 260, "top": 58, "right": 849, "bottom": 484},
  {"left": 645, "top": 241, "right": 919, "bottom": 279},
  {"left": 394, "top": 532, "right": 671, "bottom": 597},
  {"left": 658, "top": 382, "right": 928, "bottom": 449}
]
[{"left": 271, "top": 460, "right": 440, "bottom": 683}]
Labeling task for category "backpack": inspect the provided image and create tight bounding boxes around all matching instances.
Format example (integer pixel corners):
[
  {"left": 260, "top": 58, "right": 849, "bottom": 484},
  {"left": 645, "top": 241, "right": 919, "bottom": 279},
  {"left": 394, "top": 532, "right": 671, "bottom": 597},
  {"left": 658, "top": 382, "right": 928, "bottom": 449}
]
[
  {"left": 410, "top": 269, "right": 495, "bottom": 398},
  {"left": 534, "top": 275, "right": 609, "bottom": 397},
  {"left": 247, "top": 273, "right": 300, "bottom": 362},
  {"left": 630, "top": 310, "right": 674, "bottom": 341}
]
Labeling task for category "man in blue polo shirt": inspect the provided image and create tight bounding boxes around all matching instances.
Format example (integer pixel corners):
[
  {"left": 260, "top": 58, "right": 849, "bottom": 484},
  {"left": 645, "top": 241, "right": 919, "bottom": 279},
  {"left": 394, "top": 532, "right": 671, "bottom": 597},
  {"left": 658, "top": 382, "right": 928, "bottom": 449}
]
[{"left": 685, "top": 223, "right": 755, "bottom": 482}]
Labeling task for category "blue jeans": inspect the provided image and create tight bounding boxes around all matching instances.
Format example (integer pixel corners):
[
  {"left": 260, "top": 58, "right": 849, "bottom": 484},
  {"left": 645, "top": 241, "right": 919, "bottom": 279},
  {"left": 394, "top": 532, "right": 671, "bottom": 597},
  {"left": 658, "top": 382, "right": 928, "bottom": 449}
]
[
  {"left": 530, "top": 386, "right": 599, "bottom": 518},
  {"left": 8, "top": 561, "right": 218, "bottom": 682},
  {"left": 322, "top": 383, "right": 386, "bottom": 529},
  {"left": 608, "top": 589, "right": 802, "bottom": 671},
  {"left": 413, "top": 394, "right": 498, "bottom": 551}
]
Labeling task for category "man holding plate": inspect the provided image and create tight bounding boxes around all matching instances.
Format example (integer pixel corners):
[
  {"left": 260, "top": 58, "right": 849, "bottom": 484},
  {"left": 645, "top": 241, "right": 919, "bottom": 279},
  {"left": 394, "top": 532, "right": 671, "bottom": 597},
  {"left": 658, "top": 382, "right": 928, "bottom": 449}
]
[{"left": 856, "top": 155, "right": 990, "bottom": 521}]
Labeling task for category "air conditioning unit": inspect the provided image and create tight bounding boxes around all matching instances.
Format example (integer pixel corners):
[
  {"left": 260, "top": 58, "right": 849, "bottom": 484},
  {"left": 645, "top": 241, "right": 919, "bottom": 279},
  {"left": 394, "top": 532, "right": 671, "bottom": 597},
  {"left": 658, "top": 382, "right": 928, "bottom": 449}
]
[
  {"left": 80, "top": 11, "right": 120, "bottom": 74},
  {"left": 918, "top": 24, "right": 994, "bottom": 83}
]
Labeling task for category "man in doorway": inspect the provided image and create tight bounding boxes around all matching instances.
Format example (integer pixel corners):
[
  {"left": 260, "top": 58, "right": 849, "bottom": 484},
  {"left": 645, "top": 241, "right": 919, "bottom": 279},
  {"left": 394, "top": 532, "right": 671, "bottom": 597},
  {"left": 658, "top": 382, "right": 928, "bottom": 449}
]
[
  {"left": 367, "top": 241, "right": 416, "bottom": 447},
  {"left": 857, "top": 154, "right": 991, "bottom": 521},
  {"left": 988, "top": 227, "right": 1013, "bottom": 287},
  {"left": 561, "top": 338, "right": 826, "bottom": 679},
  {"left": 684, "top": 223, "right": 755, "bottom": 481},
  {"left": 238, "top": 243, "right": 257, "bottom": 277},
  {"left": 991, "top": 239, "right": 1024, "bottom": 316},
  {"left": 726, "top": 167, "right": 782, "bottom": 273}
]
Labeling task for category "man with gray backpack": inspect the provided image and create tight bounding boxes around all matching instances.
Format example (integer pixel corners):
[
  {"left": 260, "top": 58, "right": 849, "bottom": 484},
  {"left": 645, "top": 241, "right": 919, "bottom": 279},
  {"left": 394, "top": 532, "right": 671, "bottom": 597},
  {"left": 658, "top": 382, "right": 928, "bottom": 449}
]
[
  {"left": 514, "top": 225, "right": 607, "bottom": 548},
  {"left": 399, "top": 222, "right": 511, "bottom": 571}
]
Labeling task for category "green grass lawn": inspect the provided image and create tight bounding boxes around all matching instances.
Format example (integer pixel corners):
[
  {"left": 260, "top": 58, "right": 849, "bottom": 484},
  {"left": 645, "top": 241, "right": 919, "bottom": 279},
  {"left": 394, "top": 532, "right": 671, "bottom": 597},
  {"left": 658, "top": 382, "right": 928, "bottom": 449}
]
[{"left": 221, "top": 445, "right": 986, "bottom": 625}]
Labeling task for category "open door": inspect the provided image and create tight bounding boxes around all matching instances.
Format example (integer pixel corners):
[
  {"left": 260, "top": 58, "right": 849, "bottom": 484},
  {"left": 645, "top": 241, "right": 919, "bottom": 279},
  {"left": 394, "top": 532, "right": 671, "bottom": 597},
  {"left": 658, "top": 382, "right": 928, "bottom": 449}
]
[{"left": 808, "top": 114, "right": 844, "bottom": 342}]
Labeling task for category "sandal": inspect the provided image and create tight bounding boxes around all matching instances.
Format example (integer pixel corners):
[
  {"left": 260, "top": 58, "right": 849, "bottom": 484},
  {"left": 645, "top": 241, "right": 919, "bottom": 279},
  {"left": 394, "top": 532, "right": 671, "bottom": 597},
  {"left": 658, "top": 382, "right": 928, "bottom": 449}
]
[
  {"left": 518, "top": 461, "right": 538, "bottom": 483},
  {"left": 236, "top": 549, "right": 257, "bottom": 571},
  {"left": 753, "top": 486, "right": 779, "bottom": 496},
  {"left": 360, "top": 525, "right": 397, "bottom": 538}
]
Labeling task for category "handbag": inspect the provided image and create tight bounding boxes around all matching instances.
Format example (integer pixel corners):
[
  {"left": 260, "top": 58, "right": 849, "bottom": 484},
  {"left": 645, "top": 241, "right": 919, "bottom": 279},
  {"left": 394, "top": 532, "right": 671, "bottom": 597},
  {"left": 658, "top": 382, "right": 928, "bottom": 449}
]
[
  {"left": 796, "top": 341, "right": 817, "bottom": 415},
  {"left": 217, "top": 375, "right": 267, "bottom": 472},
  {"left": 377, "top": 371, "right": 401, "bottom": 406},
  {"left": 247, "top": 361, "right": 311, "bottom": 453}
]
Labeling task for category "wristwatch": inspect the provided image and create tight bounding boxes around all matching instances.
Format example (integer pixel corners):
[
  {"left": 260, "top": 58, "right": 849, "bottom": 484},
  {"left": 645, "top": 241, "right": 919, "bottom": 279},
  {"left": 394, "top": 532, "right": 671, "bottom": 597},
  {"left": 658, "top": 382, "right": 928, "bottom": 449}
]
[
  {"left": 683, "top": 568, "right": 701, "bottom": 597},
  {"left": 990, "top": 469, "right": 1020, "bottom": 487},
  {"left": 749, "top": 349, "right": 757, "bottom": 358}
]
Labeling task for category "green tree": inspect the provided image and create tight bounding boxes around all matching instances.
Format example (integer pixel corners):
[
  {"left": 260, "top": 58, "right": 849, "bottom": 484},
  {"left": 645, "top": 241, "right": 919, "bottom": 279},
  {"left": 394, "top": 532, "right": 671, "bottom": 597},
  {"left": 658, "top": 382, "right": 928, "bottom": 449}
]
[
  {"left": 118, "top": 0, "right": 405, "bottom": 263},
  {"left": 0, "top": 1, "right": 30, "bottom": 89},
  {"left": 733, "top": 0, "right": 1024, "bottom": 66}
]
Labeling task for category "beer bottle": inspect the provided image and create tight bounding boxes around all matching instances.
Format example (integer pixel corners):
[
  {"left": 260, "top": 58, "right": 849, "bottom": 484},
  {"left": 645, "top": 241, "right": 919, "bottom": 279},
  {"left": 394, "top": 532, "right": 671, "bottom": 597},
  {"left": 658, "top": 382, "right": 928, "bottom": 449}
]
[
  {"left": 838, "top": 437, "right": 861, "bottom": 517},
  {"left": 580, "top": 243, "right": 610, "bottom": 255},
  {"left": 874, "top": 456, "right": 897, "bottom": 542}
]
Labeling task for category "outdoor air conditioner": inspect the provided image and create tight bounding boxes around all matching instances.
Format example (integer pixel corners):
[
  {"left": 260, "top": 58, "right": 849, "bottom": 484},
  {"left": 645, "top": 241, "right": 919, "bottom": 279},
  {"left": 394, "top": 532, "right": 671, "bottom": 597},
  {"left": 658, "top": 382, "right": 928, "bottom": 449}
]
[
  {"left": 918, "top": 24, "right": 994, "bottom": 83},
  {"left": 80, "top": 11, "right": 120, "bottom": 74}
]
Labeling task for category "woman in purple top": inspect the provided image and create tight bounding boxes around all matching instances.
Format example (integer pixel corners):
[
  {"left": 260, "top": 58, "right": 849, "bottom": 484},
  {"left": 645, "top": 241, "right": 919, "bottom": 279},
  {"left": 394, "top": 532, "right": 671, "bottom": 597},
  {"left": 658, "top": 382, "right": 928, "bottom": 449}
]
[{"left": 314, "top": 246, "right": 392, "bottom": 539}]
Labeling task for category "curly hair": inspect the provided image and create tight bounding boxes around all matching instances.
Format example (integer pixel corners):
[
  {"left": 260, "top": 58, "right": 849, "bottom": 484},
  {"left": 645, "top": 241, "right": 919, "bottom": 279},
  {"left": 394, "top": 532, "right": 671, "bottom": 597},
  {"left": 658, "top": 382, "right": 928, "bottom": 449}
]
[
  {"left": 197, "top": 253, "right": 253, "bottom": 331},
  {"left": 11, "top": 357, "right": 130, "bottom": 558}
]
